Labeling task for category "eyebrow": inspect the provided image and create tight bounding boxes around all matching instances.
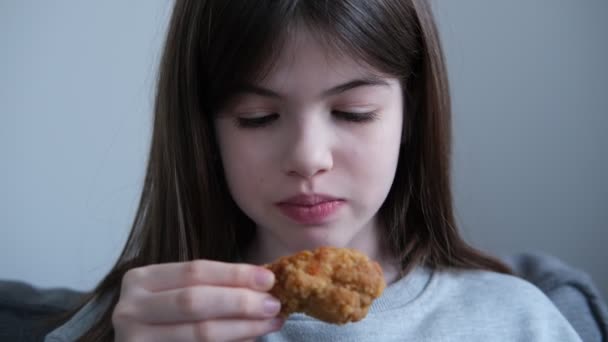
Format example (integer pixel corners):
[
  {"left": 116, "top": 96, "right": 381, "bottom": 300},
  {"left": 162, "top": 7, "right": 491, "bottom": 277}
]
[{"left": 233, "top": 77, "right": 391, "bottom": 99}]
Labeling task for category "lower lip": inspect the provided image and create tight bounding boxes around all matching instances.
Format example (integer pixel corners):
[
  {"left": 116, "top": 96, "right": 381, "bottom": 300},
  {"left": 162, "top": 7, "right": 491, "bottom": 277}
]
[{"left": 277, "top": 200, "right": 344, "bottom": 225}]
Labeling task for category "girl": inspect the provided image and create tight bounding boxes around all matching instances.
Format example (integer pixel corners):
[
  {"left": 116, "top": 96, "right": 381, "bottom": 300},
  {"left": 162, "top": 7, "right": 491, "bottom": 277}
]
[{"left": 46, "top": 0, "right": 581, "bottom": 341}]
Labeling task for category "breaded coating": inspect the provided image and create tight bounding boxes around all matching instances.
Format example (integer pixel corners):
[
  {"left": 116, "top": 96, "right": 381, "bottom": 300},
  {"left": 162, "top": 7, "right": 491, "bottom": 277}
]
[{"left": 265, "top": 246, "right": 386, "bottom": 324}]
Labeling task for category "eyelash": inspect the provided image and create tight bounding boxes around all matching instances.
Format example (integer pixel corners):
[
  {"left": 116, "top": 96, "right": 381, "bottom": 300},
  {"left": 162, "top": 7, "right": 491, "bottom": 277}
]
[
  {"left": 236, "top": 113, "right": 279, "bottom": 128},
  {"left": 236, "top": 111, "right": 378, "bottom": 128}
]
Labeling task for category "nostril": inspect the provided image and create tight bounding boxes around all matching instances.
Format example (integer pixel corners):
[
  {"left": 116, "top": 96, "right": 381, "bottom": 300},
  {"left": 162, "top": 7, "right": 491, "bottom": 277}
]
[{"left": 285, "top": 167, "right": 330, "bottom": 179}]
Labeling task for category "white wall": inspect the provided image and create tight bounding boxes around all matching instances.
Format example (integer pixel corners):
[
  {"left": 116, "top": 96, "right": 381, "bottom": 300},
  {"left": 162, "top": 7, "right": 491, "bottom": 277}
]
[
  {"left": 1, "top": 1, "right": 606, "bottom": 298},
  {"left": 436, "top": 1, "right": 608, "bottom": 298},
  {"left": 1, "top": 0, "right": 172, "bottom": 290}
]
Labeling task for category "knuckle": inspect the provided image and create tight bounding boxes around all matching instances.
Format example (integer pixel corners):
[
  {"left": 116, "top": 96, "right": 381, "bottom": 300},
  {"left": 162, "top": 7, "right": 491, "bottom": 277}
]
[
  {"left": 235, "top": 292, "right": 255, "bottom": 316},
  {"left": 176, "top": 288, "right": 200, "bottom": 317},
  {"left": 111, "top": 303, "right": 135, "bottom": 327},
  {"left": 184, "top": 260, "right": 207, "bottom": 284},
  {"left": 232, "top": 264, "right": 251, "bottom": 286},
  {"left": 194, "top": 321, "right": 213, "bottom": 341},
  {"left": 122, "top": 268, "right": 145, "bottom": 288}
]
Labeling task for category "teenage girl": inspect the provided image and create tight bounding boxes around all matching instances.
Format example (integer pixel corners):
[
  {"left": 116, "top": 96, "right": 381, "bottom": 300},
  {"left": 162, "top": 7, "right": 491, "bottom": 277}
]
[{"left": 46, "top": 1, "right": 581, "bottom": 341}]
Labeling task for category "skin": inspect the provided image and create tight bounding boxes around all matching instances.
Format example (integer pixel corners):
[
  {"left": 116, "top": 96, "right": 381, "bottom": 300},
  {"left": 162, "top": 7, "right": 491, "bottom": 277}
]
[
  {"left": 113, "top": 26, "right": 404, "bottom": 341},
  {"left": 112, "top": 260, "right": 282, "bottom": 341},
  {"left": 215, "top": 27, "right": 403, "bottom": 284}
]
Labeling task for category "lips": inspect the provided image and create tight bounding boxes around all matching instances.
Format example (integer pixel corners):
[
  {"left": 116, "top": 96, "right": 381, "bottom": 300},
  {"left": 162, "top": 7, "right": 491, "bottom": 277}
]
[
  {"left": 278, "top": 194, "right": 340, "bottom": 206},
  {"left": 276, "top": 194, "right": 344, "bottom": 225}
]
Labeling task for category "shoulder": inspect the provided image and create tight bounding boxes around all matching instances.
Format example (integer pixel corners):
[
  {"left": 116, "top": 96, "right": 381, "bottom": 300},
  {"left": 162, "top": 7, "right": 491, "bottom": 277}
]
[
  {"left": 440, "top": 268, "right": 545, "bottom": 300},
  {"left": 423, "top": 268, "right": 582, "bottom": 341},
  {"left": 435, "top": 268, "right": 562, "bottom": 314}
]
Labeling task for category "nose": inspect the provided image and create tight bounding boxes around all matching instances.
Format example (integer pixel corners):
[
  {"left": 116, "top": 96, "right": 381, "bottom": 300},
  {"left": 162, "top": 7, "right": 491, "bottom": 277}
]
[{"left": 281, "top": 118, "right": 333, "bottom": 179}]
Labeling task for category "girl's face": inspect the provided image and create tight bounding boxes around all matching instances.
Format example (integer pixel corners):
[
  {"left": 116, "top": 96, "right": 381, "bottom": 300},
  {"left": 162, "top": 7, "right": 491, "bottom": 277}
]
[{"left": 215, "top": 27, "right": 403, "bottom": 261}]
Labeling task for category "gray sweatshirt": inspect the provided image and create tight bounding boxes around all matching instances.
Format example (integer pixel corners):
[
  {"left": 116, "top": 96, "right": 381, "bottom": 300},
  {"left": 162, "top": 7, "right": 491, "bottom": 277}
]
[{"left": 46, "top": 267, "right": 582, "bottom": 341}]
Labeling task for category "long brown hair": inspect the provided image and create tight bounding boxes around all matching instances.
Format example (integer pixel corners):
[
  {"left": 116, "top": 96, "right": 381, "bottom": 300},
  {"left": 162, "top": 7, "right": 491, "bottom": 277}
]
[{"left": 62, "top": 1, "right": 510, "bottom": 340}]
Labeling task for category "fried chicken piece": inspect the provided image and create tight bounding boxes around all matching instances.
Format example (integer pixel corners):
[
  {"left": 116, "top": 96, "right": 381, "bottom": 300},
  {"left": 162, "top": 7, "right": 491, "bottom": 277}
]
[{"left": 264, "top": 246, "right": 386, "bottom": 325}]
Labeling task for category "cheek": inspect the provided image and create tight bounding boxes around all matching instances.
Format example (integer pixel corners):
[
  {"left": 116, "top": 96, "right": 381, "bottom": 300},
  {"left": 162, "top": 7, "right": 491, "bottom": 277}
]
[
  {"left": 352, "top": 142, "right": 399, "bottom": 184},
  {"left": 347, "top": 118, "right": 402, "bottom": 173},
  {"left": 341, "top": 119, "right": 402, "bottom": 200},
  {"left": 217, "top": 130, "right": 274, "bottom": 201}
]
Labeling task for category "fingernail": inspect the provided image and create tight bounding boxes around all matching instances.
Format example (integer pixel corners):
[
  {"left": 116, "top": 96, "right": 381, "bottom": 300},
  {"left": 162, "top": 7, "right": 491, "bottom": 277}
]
[
  {"left": 255, "top": 269, "right": 275, "bottom": 289},
  {"left": 263, "top": 298, "right": 281, "bottom": 316}
]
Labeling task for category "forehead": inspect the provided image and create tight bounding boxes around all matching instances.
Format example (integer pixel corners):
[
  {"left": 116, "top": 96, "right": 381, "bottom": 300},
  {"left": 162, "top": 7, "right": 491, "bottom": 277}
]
[{"left": 256, "top": 26, "right": 386, "bottom": 90}]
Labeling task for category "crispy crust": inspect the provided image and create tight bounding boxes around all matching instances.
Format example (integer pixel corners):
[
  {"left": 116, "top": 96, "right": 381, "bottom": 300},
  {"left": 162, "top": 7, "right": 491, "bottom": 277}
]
[{"left": 265, "top": 246, "right": 386, "bottom": 324}]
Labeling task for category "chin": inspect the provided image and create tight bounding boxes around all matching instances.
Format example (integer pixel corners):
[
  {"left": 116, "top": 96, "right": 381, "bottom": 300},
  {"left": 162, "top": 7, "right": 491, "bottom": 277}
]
[{"left": 285, "top": 229, "right": 353, "bottom": 251}]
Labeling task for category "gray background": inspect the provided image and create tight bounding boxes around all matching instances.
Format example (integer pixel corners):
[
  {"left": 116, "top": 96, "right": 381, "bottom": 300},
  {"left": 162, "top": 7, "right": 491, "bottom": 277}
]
[{"left": 1, "top": 1, "right": 606, "bottom": 299}]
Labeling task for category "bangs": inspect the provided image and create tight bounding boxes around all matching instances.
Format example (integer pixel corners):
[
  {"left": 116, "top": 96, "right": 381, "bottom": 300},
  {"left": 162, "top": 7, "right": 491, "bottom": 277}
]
[{"left": 193, "top": 0, "right": 422, "bottom": 113}]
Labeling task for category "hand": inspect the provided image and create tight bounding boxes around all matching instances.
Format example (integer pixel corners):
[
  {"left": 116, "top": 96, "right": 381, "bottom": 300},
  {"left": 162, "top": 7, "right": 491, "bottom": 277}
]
[{"left": 112, "top": 260, "right": 284, "bottom": 341}]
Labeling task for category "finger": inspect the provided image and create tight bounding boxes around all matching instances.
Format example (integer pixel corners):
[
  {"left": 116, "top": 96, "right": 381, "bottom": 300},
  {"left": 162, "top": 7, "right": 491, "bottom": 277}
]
[
  {"left": 123, "top": 260, "right": 275, "bottom": 292},
  {"left": 134, "top": 286, "right": 282, "bottom": 323},
  {"left": 140, "top": 318, "right": 284, "bottom": 342}
]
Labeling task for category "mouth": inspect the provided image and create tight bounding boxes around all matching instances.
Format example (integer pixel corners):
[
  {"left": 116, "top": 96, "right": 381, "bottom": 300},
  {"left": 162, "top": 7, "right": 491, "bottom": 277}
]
[{"left": 276, "top": 194, "right": 345, "bottom": 225}]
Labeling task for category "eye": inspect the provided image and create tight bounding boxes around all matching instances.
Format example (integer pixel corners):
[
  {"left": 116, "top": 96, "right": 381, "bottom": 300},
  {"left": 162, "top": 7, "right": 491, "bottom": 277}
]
[
  {"left": 332, "top": 110, "right": 378, "bottom": 123},
  {"left": 236, "top": 113, "right": 279, "bottom": 128}
]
